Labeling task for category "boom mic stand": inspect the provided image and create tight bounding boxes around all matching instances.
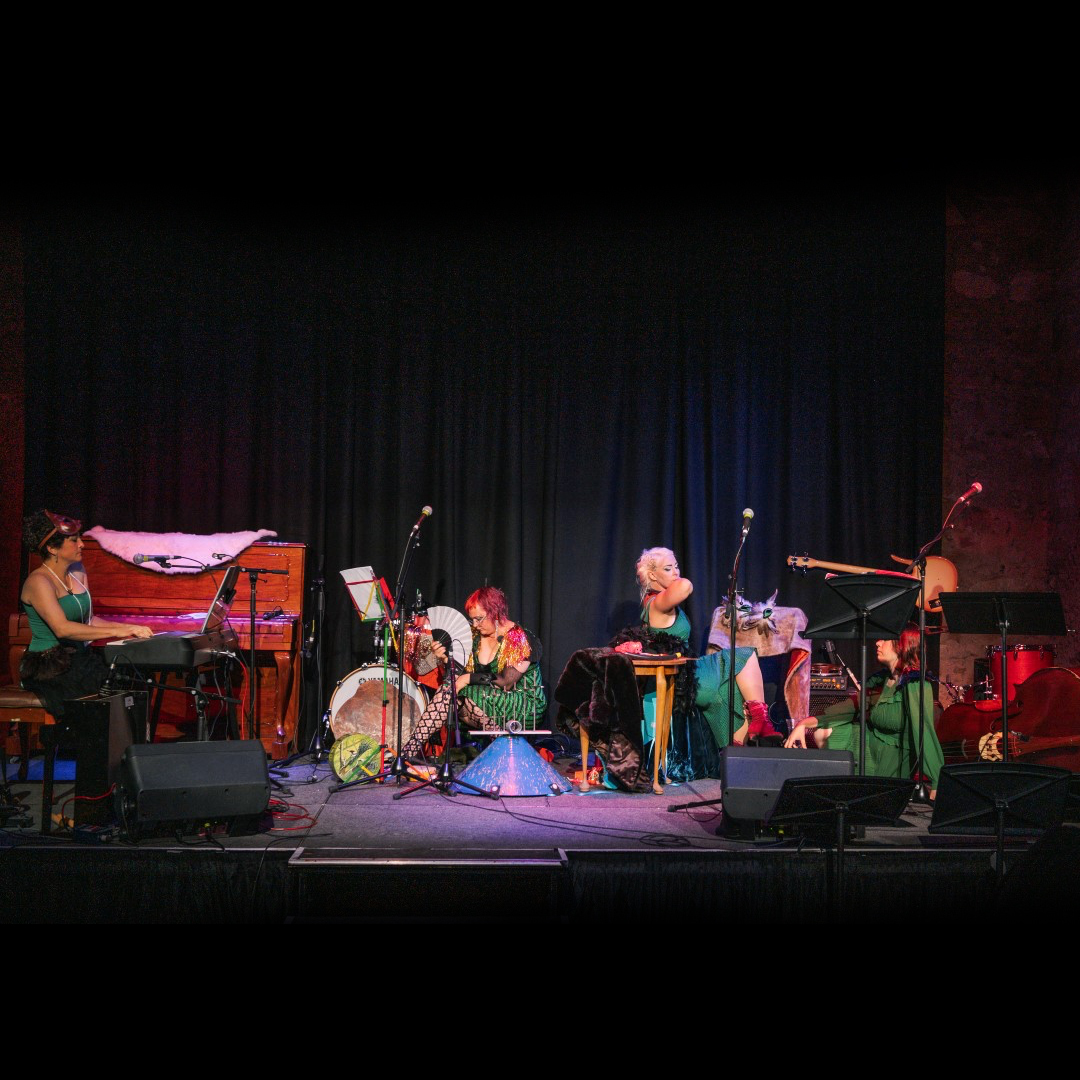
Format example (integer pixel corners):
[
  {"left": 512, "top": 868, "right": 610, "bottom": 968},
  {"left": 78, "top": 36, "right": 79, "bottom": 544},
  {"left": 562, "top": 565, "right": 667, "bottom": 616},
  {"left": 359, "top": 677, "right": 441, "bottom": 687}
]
[
  {"left": 904, "top": 485, "right": 979, "bottom": 801},
  {"left": 306, "top": 573, "right": 329, "bottom": 773},
  {"left": 269, "top": 570, "right": 331, "bottom": 778},
  {"left": 328, "top": 512, "right": 433, "bottom": 796},
  {"left": 231, "top": 561, "right": 290, "bottom": 743},
  {"left": 727, "top": 509, "right": 753, "bottom": 746},
  {"left": 667, "top": 509, "right": 753, "bottom": 815},
  {"left": 381, "top": 511, "right": 433, "bottom": 786}
]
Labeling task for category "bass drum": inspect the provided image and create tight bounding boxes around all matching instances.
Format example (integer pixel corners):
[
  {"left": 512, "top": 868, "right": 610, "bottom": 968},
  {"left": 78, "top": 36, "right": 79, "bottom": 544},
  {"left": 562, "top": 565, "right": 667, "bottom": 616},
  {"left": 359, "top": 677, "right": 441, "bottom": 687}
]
[{"left": 329, "top": 665, "right": 427, "bottom": 752}]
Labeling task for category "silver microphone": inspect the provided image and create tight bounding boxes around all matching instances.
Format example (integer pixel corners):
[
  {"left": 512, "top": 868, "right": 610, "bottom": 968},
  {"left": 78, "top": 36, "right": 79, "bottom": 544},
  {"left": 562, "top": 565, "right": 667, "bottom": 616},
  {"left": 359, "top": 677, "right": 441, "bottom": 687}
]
[{"left": 133, "top": 553, "right": 174, "bottom": 566}]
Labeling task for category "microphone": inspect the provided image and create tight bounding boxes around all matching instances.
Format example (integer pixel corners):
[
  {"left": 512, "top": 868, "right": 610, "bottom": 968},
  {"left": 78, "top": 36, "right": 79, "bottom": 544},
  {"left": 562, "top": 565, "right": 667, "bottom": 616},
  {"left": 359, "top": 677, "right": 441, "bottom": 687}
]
[
  {"left": 741, "top": 508, "right": 754, "bottom": 537},
  {"left": 410, "top": 505, "right": 433, "bottom": 534},
  {"left": 262, "top": 606, "right": 284, "bottom": 621},
  {"left": 100, "top": 655, "right": 119, "bottom": 696},
  {"left": 826, "top": 639, "right": 861, "bottom": 693},
  {"left": 958, "top": 482, "right": 983, "bottom": 502},
  {"left": 133, "top": 553, "right": 174, "bottom": 567}
]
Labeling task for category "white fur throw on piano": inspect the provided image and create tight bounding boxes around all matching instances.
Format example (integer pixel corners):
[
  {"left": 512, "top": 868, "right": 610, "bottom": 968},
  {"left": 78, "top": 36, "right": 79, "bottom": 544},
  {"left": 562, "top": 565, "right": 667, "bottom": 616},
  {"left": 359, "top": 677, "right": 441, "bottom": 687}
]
[{"left": 85, "top": 527, "right": 278, "bottom": 573}]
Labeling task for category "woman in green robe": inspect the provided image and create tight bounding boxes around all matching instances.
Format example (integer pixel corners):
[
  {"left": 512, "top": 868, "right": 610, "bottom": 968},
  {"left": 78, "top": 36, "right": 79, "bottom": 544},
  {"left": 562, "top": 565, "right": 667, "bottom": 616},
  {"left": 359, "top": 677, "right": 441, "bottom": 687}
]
[{"left": 784, "top": 626, "right": 945, "bottom": 793}]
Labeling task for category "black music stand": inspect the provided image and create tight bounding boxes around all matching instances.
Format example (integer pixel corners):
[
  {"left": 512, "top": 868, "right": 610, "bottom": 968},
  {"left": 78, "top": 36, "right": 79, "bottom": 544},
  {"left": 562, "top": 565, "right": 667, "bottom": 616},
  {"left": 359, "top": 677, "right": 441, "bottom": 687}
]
[
  {"left": 930, "top": 761, "right": 1070, "bottom": 883},
  {"left": 937, "top": 592, "right": 1066, "bottom": 764},
  {"left": 804, "top": 573, "right": 921, "bottom": 776},
  {"left": 766, "top": 775, "right": 914, "bottom": 919}
]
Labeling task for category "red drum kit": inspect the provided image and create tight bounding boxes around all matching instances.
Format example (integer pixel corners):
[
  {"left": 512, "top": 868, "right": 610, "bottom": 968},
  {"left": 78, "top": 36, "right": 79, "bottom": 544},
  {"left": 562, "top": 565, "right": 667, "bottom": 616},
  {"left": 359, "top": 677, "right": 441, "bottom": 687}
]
[
  {"left": 949, "top": 643, "right": 1055, "bottom": 709},
  {"left": 988, "top": 643, "right": 1054, "bottom": 702}
]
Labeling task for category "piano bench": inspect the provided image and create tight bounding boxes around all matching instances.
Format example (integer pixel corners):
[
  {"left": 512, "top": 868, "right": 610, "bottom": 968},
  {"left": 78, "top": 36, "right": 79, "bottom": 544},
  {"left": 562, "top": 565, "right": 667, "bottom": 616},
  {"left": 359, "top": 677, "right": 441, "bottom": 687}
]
[{"left": 0, "top": 687, "right": 57, "bottom": 782}]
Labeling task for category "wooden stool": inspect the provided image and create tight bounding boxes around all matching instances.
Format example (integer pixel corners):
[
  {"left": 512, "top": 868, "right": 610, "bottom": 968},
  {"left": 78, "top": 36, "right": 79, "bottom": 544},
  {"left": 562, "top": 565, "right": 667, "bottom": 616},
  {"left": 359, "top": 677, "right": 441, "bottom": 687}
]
[{"left": 0, "top": 686, "right": 56, "bottom": 782}]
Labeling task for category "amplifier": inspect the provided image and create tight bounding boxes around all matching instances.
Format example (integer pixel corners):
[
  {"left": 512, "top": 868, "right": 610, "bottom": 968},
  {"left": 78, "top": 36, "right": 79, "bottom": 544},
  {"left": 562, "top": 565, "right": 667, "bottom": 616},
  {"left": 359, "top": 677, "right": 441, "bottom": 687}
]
[
  {"left": 116, "top": 740, "right": 269, "bottom": 839},
  {"left": 721, "top": 745, "right": 854, "bottom": 826},
  {"left": 47, "top": 692, "right": 145, "bottom": 827},
  {"left": 810, "top": 663, "right": 847, "bottom": 691},
  {"left": 809, "top": 688, "right": 856, "bottom": 716}
]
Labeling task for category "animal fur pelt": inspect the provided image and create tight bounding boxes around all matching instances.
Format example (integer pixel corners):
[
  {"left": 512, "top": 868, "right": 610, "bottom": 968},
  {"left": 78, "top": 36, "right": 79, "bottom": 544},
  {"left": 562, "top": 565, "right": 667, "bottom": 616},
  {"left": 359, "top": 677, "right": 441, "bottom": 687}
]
[
  {"left": 709, "top": 591, "right": 811, "bottom": 721},
  {"left": 555, "top": 648, "right": 653, "bottom": 792},
  {"left": 85, "top": 527, "right": 277, "bottom": 573}
]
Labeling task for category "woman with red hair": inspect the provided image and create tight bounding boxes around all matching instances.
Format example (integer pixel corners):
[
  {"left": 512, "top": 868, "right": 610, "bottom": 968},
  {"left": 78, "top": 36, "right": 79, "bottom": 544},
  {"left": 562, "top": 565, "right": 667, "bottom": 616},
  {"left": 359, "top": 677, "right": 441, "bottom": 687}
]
[
  {"left": 404, "top": 586, "right": 545, "bottom": 755},
  {"left": 784, "top": 625, "right": 945, "bottom": 792}
]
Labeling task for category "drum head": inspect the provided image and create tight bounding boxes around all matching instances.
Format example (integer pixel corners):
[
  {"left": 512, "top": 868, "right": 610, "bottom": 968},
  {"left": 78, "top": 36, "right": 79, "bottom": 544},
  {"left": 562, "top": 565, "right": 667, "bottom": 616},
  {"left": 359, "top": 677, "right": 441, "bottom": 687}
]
[
  {"left": 330, "top": 732, "right": 383, "bottom": 783},
  {"left": 329, "top": 665, "right": 425, "bottom": 749}
]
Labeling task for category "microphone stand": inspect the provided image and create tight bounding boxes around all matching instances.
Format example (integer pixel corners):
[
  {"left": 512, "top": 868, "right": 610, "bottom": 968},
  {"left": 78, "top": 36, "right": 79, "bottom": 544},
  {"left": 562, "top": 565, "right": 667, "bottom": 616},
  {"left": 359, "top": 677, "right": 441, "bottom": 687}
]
[
  {"left": 328, "top": 517, "right": 430, "bottom": 796},
  {"left": 905, "top": 489, "right": 977, "bottom": 801},
  {"left": 265, "top": 572, "right": 330, "bottom": 778},
  {"left": 667, "top": 513, "right": 751, "bottom": 816},
  {"left": 306, "top": 574, "right": 328, "bottom": 773},
  {"left": 384, "top": 518, "right": 432, "bottom": 785},
  {"left": 232, "top": 562, "right": 289, "bottom": 743},
  {"left": 112, "top": 670, "right": 240, "bottom": 742},
  {"left": 393, "top": 652, "right": 498, "bottom": 800},
  {"left": 727, "top": 517, "right": 751, "bottom": 744}
]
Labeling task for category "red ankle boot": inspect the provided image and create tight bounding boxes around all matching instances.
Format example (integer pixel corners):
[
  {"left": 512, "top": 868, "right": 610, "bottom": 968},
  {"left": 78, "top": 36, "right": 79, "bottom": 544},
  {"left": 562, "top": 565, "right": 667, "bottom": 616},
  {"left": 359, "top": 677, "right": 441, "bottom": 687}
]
[{"left": 745, "top": 700, "right": 781, "bottom": 741}]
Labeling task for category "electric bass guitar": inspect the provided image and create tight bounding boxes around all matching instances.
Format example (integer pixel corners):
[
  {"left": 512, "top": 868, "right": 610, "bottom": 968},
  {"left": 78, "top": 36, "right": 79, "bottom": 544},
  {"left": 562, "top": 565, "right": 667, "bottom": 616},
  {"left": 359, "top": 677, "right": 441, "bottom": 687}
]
[{"left": 786, "top": 553, "right": 958, "bottom": 613}]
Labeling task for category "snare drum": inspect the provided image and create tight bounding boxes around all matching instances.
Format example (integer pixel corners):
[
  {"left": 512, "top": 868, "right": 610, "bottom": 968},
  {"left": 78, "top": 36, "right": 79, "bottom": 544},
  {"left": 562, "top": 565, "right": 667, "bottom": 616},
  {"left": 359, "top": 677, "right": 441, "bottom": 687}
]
[
  {"left": 988, "top": 644, "right": 1054, "bottom": 702},
  {"left": 329, "top": 664, "right": 427, "bottom": 750}
]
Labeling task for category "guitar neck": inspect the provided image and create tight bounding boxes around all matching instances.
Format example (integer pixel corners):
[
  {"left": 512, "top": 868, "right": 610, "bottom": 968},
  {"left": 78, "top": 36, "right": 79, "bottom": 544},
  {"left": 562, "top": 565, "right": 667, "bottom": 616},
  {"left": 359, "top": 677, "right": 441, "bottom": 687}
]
[{"left": 788, "top": 556, "right": 889, "bottom": 576}]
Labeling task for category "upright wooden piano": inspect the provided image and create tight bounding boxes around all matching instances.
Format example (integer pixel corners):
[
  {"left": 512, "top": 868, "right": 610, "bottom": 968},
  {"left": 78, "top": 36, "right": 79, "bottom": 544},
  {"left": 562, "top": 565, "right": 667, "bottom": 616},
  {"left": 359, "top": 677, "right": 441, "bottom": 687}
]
[{"left": 8, "top": 539, "right": 306, "bottom": 759}]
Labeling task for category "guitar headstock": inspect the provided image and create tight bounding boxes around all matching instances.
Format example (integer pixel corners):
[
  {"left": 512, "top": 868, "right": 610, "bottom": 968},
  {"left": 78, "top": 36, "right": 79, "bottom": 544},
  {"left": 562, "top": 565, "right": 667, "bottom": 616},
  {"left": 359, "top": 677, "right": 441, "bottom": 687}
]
[{"left": 787, "top": 553, "right": 813, "bottom": 574}]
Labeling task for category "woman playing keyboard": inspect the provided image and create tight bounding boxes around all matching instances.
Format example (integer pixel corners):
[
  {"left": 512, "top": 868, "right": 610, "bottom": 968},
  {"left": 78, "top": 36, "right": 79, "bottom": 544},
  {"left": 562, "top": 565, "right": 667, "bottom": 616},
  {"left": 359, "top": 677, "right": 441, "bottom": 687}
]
[{"left": 19, "top": 510, "right": 153, "bottom": 717}]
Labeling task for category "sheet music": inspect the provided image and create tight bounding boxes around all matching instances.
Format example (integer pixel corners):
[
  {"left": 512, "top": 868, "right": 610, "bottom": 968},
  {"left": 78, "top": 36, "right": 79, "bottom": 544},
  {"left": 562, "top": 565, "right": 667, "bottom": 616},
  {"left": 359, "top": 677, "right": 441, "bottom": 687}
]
[{"left": 340, "top": 566, "right": 390, "bottom": 622}]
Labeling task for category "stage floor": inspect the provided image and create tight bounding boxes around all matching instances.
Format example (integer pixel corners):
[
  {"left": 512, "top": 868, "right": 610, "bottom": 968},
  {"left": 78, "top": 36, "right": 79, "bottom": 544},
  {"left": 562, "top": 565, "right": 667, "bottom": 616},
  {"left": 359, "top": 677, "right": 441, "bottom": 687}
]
[
  {"left": 4, "top": 749, "right": 947, "bottom": 851},
  {"left": 2, "top": 747, "right": 1074, "bottom": 923}
]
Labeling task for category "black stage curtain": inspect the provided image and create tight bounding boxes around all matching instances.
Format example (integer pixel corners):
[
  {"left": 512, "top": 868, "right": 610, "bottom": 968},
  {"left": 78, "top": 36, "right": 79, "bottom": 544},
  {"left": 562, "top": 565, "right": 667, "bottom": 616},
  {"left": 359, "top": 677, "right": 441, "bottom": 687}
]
[{"left": 22, "top": 197, "right": 943, "bottom": 734}]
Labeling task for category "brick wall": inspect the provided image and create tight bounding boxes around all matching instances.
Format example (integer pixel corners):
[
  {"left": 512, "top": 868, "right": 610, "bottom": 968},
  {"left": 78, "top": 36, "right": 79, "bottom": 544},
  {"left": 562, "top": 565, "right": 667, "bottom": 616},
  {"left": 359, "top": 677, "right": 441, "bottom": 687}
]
[{"left": 942, "top": 188, "right": 1079, "bottom": 691}]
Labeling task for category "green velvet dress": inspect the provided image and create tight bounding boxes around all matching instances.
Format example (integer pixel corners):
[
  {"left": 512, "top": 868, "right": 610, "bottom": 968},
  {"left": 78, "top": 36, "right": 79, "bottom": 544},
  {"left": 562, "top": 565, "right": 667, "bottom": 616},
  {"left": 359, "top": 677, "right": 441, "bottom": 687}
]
[
  {"left": 639, "top": 598, "right": 690, "bottom": 742},
  {"left": 818, "top": 671, "right": 945, "bottom": 787},
  {"left": 639, "top": 597, "right": 691, "bottom": 648},
  {"left": 640, "top": 598, "right": 755, "bottom": 777},
  {"left": 695, "top": 647, "right": 755, "bottom": 748}
]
